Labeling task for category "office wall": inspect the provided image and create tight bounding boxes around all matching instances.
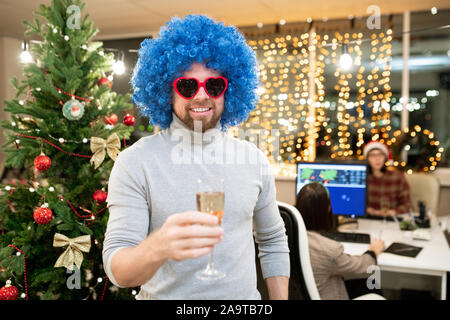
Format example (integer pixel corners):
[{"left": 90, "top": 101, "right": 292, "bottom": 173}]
[
  {"left": 0, "top": 36, "right": 24, "bottom": 178},
  {"left": 275, "top": 178, "right": 296, "bottom": 206}
]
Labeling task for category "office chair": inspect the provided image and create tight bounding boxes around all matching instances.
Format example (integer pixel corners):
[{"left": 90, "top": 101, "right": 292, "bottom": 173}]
[
  {"left": 277, "top": 201, "right": 321, "bottom": 300},
  {"left": 254, "top": 201, "right": 320, "bottom": 299},
  {"left": 404, "top": 173, "right": 440, "bottom": 216}
]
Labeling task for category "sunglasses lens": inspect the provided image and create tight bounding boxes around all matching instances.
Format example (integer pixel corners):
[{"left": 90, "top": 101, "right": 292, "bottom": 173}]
[
  {"left": 205, "top": 78, "right": 227, "bottom": 97},
  {"left": 176, "top": 78, "right": 198, "bottom": 98}
]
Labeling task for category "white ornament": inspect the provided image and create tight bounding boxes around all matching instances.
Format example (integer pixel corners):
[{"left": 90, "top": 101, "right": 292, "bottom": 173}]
[
  {"left": 15, "top": 139, "right": 20, "bottom": 144},
  {"left": 132, "top": 290, "right": 137, "bottom": 295},
  {"left": 64, "top": 35, "right": 69, "bottom": 41},
  {"left": 49, "top": 186, "right": 55, "bottom": 192},
  {"left": 59, "top": 138, "right": 65, "bottom": 143},
  {"left": 29, "top": 187, "right": 35, "bottom": 193},
  {"left": 11, "top": 122, "right": 16, "bottom": 127},
  {"left": 27, "top": 226, "right": 31, "bottom": 230},
  {"left": 19, "top": 100, "right": 24, "bottom": 105},
  {"left": 99, "top": 51, "right": 104, "bottom": 56},
  {"left": 97, "top": 277, "right": 103, "bottom": 283},
  {"left": 82, "top": 138, "right": 88, "bottom": 143},
  {"left": 5, "top": 186, "right": 11, "bottom": 191},
  {"left": 21, "top": 293, "right": 26, "bottom": 299},
  {"left": 16, "top": 252, "right": 21, "bottom": 256},
  {"left": 107, "top": 105, "right": 112, "bottom": 109},
  {"left": 105, "top": 125, "right": 114, "bottom": 130},
  {"left": 36, "top": 88, "right": 41, "bottom": 91},
  {"left": 82, "top": 44, "right": 87, "bottom": 50},
  {"left": 97, "top": 106, "right": 102, "bottom": 110}
]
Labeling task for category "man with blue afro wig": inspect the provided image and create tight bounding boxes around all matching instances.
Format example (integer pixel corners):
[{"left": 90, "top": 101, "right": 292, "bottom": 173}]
[
  {"left": 131, "top": 14, "right": 259, "bottom": 130},
  {"left": 103, "top": 14, "right": 290, "bottom": 300}
]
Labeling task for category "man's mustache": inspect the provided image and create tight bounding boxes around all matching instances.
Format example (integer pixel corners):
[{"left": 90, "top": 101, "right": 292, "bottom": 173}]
[{"left": 187, "top": 99, "right": 215, "bottom": 109}]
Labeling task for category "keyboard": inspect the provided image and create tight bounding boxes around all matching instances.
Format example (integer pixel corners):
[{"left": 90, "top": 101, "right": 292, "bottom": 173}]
[{"left": 320, "top": 231, "right": 371, "bottom": 244}]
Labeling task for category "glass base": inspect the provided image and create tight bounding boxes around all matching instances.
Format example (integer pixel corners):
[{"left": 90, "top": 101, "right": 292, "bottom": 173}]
[{"left": 195, "top": 264, "right": 226, "bottom": 281}]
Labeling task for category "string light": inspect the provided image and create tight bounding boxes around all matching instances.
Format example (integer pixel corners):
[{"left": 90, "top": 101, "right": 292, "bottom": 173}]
[
  {"left": 246, "top": 27, "right": 440, "bottom": 177},
  {"left": 389, "top": 127, "right": 442, "bottom": 172},
  {"left": 113, "top": 51, "right": 125, "bottom": 75},
  {"left": 20, "top": 41, "right": 33, "bottom": 64},
  {"left": 339, "top": 44, "right": 353, "bottom": 71}
]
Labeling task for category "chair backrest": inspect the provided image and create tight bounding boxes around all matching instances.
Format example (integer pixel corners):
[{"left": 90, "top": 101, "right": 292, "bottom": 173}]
[
  {"left": 404, "top": 173, "right": 440, "bottom": 216},
  {"left": 277, "top": 201, "right": 321, "bottom": 300}
]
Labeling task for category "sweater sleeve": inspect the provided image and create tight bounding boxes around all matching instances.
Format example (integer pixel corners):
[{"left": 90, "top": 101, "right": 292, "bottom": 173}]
[
  {"left": 330, "top": 242, "right": 376, "bottom": 277},
  {"left": 253, "top": 151, "right": 290, "bottom": 279},
  {"left": 102, "top": 152, "right": 151, "bottom": 287}
]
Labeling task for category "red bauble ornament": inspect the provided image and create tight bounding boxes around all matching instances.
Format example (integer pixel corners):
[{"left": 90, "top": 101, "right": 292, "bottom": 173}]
[
  {"left": 104, "top": 114, "right": 118, "bottom": 126},
  {"left": 33, "top": 206, "right": 53, "bottom": 225},
  {"left": 0, "top": 280, "right": 19, "bottom": 300},
  {"left": 123, "top": 114, "right": 135, "bottom": 126},
  {"left": 97, "top": 77, "right": 112, "bottom": 88},
  {"left": 93, "top": 190, "right": 108, "bottom": 203},
  {"left": 34, "top": 154, "right": 51, "bottom": 171}
]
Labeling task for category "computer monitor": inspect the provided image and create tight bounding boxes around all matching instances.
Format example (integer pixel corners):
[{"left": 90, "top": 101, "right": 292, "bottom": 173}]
[{"left": 296, "top": 161, "right": 368, "bottom": 217}]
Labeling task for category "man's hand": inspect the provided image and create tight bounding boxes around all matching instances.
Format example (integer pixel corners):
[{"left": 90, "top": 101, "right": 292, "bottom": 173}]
[
  {"left": 147, "top": 211, "right": 224, "bottom": 262},
  {"left": 110, "top": 211, "right": 223, "bottom": 288}
]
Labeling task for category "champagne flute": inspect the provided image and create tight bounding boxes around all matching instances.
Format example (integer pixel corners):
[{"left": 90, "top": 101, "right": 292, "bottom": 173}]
[
  {"left": 378, "top": 196, "right": 389, "bottom": 238},
  {"left": 380, "top": 196, "right": 390, "bottom": 220},
  {"left": 195, "top": 178, "right": 226, "bottom": 280}
]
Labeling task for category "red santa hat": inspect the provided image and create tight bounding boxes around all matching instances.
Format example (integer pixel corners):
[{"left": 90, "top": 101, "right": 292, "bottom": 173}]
[{"left": 363, "top": 141, "right": 393, "bottom": 164}]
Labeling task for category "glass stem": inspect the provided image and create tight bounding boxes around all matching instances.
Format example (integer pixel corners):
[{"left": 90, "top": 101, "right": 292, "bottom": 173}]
[{"left": 207, "top": 249, "right": 214, "bottom": 268}]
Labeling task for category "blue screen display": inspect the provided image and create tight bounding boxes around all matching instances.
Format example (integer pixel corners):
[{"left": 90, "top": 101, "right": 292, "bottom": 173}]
[{"left": 296, "top": 162, "right": 367, "bottom": 216}]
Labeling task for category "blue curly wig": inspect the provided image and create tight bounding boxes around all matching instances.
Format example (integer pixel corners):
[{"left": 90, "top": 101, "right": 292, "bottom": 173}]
[{"left": 131, "top": 14, "right": 259, "bottom": 130}]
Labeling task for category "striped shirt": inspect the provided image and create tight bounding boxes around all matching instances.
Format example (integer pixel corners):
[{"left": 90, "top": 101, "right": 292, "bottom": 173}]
[{"left": 367, "top": 169, "right": 412, "bottom": 214}]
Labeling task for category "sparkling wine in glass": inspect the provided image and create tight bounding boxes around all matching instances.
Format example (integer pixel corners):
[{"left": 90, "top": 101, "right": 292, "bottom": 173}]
[{"left": 195, "top": 178, "right": 225, "bottom": 280}]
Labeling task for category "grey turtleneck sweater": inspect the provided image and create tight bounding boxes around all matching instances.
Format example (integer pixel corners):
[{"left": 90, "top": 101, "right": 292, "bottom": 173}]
[{"left": 102, "top": 112, "right": 290, "bottom": 300}]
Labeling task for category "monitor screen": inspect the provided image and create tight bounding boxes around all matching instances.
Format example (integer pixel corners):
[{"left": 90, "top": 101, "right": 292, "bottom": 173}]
[{"left": 296, "top": 162, "right": 367, "bottom": 217}]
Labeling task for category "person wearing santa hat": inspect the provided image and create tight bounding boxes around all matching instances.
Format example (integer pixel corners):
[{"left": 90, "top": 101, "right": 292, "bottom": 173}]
[{"left": 364, "top": 141, "right": 412, "bottom": 217}]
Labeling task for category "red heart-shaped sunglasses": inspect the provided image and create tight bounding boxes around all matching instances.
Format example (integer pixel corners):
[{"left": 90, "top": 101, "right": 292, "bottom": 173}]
[{"left": 173, "top": 77, "right": 228, "bottom": 100}]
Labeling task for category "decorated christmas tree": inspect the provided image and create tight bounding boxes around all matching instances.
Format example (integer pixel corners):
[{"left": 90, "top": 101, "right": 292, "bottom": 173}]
[{"left": 0, "top": 0, "right": 138, "bottom": 299}]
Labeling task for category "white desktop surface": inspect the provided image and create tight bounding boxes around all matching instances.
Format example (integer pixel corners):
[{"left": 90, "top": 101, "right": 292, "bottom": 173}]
[{"left": 338, "top": 217, "right": 450, "bottom": 299}]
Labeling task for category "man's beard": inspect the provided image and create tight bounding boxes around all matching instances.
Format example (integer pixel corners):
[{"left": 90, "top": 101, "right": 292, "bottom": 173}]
[{"left": 178, "top": 99, "right": 221, "bottom": 132}]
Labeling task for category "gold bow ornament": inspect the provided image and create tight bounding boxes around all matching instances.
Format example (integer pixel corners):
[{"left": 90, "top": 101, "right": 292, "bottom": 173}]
[
  {"left": 53, "top": 233, "right": 91, "bottom": 271},
  {"left": 90, "top": 133, "right": 121, "bottom": 169}
]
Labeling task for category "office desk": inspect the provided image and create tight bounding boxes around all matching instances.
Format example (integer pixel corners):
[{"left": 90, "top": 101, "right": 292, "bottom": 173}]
[{"left": 338, "top": 217, "right": 450, "bottom": 300}]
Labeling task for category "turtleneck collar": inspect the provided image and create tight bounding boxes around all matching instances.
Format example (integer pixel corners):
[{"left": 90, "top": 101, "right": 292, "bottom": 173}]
[{"left": 168, "top": 112, "right": 225, "bottom": 146}]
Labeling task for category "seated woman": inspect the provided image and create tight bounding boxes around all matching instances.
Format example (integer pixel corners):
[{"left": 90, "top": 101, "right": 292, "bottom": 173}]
[
  {"left": 364, "top": 141, "right": 412, "bottom": 217},
  {"left": 295, "top": 182, "right": 385, "bottom": 300}
]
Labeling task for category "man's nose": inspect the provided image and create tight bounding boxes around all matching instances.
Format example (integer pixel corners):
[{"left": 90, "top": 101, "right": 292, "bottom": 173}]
[{"left": 194, "top": 85, "right": 209, "bottom": 99}]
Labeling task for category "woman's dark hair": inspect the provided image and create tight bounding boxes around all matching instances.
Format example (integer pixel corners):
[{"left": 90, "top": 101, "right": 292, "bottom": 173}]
[{"left": 295, "top": 182, "right": 335, "bottom": 232}]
